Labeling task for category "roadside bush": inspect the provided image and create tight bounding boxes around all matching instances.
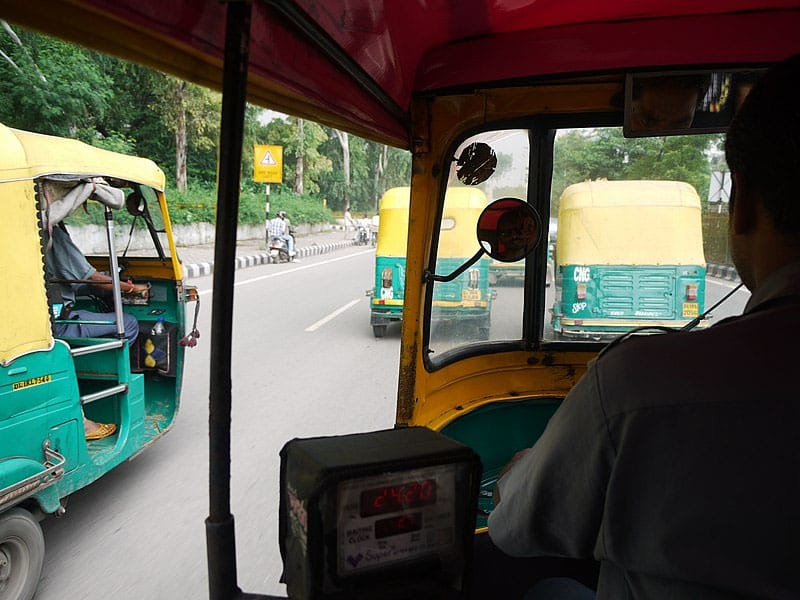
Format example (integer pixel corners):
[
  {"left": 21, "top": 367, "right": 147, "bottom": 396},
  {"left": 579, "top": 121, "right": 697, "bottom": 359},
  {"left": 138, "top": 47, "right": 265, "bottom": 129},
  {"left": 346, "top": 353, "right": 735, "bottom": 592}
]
[{"left": 63, "top": 180, "right": 336, "bottom": 226}]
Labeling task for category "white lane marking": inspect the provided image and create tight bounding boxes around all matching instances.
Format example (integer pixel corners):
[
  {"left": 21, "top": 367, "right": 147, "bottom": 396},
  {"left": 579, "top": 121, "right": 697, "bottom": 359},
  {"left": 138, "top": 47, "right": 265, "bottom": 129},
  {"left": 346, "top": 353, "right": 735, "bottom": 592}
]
[
  {"left": 305, "top": 298, "right": 362, "bottom": 332},
  {"left": 196, "top": 249, "right": 373, "bottom": 296}
]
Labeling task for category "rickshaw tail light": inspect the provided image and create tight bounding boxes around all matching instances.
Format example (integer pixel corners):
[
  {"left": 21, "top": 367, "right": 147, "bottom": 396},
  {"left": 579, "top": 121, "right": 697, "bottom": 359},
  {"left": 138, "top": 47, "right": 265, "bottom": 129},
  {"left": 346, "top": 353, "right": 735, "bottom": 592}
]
[
  {"left": 468, "top": 269, "right": 480, "bottom": 289},
  {"left": 576, "top": 283, "right": 587, "bottom": 300},
  {"left": 685, "top": 284, "right": 698, "bottom": 301},
  {"left": 381, "top": 267, "right": 392, "bottom": 289}
]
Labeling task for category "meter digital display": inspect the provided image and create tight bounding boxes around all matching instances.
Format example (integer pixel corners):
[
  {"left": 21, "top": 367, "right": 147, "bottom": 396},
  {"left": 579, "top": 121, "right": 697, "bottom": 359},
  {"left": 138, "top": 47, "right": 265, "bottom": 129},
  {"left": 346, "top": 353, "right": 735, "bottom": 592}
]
[
  {"left": 279, "top": 426, "right": 481, "bottom": 599},
  {"left": 359, "top": 479, "right": 437, "bottom": 517},
  {"left": 337, "top": 466, "right": 456, "bottom": 577},
  {"left": 374, "top": 512, "right": 423, "bottom": 539}
]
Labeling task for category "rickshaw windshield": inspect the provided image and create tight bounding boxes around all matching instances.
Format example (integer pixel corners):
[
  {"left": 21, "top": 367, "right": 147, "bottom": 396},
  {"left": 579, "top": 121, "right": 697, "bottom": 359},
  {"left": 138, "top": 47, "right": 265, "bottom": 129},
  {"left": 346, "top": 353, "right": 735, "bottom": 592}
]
[
  {"left": 427, "top": 124, "right": 750, "bottom": 365},
  {"left": 428, "top": 130, "right": 530, "bottom": 359}
]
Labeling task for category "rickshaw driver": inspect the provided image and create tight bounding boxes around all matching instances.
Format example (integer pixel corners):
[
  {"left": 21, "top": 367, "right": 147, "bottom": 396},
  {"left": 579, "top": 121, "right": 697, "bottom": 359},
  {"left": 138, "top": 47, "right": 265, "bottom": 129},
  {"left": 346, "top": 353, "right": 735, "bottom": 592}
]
[
  {"left": 488, "top": 54, "right": 800, "bottom": 599},
  {"left": 46, "top": 223, "right": 149, "bottom": 439}
]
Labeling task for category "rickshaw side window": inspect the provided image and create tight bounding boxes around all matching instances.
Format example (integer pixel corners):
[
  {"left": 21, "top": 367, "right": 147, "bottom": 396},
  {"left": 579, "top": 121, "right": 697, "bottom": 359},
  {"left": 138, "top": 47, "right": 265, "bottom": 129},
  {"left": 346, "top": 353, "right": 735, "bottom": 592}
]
[
  {"left": 544, "top": 126, "right": 750, "bottom": 344},
  {"left": 427, "top": 130, "right": 530, "bottom": 362}
]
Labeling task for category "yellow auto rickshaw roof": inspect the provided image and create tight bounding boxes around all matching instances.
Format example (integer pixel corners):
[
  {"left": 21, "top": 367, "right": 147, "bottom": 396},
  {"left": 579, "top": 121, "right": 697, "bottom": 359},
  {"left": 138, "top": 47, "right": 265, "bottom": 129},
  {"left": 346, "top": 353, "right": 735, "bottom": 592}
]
[
  {"left": 559, "top": 179, "right": 702, "bottom": 210},
  {"left": 376, "top": 186, "right": 487, "bottom": 257},
  {"left": 556, "top": 180, "right": 705, "bottom": 266},
  {"left": 0, "top": 123, "right": 166, "bottom": 366},
  {"left": 0, "top": 123, "right": 165, "bottom": 190}
]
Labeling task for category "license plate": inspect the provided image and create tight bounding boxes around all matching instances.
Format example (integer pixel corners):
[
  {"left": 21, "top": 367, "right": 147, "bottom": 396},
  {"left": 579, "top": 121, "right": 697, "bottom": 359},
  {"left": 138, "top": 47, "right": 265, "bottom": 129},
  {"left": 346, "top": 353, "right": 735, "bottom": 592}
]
[
  {"left": 682, "top": 302, "right": 699, "bottom": 317},
  {"left": 462, "top": 289, "right": 481, "bottom": 301}
]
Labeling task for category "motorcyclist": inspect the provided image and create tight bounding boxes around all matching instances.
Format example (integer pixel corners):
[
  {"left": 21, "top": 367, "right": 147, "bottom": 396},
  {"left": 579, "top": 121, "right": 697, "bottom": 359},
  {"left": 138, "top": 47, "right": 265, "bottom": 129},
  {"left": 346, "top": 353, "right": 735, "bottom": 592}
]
[
  {"left": 356, "top": 213, "right": 371, "bottom": 244},
  {"left": 267, "top": 210, "right": 296, "bottom": 259}
]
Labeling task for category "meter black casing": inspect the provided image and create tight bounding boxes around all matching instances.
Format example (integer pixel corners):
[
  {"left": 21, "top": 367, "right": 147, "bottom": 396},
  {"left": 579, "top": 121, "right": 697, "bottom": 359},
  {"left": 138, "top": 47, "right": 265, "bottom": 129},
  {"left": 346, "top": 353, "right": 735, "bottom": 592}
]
[{"left": 279, "top": 426, "right": 482, "bottom": 599}]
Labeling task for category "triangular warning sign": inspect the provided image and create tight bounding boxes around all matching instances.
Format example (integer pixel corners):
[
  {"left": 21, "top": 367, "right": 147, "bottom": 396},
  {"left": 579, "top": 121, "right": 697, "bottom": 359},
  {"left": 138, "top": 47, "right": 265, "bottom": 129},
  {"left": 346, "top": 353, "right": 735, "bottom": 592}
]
[{"left": 260, "top": 150, "right": 277, "bottom": 166}]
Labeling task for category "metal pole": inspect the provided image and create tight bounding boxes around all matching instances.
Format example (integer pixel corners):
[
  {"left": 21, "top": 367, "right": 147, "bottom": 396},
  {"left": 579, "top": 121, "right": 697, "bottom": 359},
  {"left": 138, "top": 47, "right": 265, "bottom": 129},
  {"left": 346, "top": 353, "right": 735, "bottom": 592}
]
[
  {"left": 103, "top": 206, "right": 126, "bottom": 341},
  {"left": 206, "top": 2, "right": 252, "bottom": 599}
]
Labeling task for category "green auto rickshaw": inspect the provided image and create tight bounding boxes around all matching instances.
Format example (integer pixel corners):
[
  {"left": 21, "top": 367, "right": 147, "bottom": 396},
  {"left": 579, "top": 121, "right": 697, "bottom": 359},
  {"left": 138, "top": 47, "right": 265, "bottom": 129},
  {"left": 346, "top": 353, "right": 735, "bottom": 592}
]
[
  {"left": 368, "top": 186, "right": 491, "bottom": 338},
  {"left": 0, "top": 123, "right": 198, "bottom": 600},
  {"left": 552, "top": 179, "right": 707, "bottom": 338}
]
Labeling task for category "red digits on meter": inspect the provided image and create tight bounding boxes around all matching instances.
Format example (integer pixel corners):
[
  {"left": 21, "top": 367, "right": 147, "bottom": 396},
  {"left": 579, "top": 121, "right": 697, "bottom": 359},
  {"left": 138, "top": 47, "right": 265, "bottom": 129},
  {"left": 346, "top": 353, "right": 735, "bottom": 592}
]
[{"left": 360, "top": 479, "right": 438, "bottom": 517}]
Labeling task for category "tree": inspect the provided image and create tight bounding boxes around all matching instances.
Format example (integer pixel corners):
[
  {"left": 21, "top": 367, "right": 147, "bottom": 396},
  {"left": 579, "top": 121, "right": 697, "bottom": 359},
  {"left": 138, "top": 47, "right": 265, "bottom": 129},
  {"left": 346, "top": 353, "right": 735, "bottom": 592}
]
[
  {"left": 333, "top": 129, "right": 350, "bottom": 206},
  {"left": 0, "top": 25, "right": 112, "bottom": 138},
  {"left": 151, "top": 77, "right": 220, "bottom": 192},
  {"left": 551, "top": 128, "right": 721, "bottom": 213},
  {"left": 258, "top": 116, "right": 331, "bottom": 195}
]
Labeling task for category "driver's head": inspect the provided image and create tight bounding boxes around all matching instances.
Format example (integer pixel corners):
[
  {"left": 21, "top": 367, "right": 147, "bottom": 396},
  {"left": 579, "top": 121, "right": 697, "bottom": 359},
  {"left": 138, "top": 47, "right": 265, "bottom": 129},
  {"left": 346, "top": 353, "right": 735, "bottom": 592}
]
[
  {"left": 725, "top": 53, "right": 800, "bottom": 290},
  {"left": 630, "top": 75, "right": 707, "bottom": 131},
  {"left": 725, "top": 54, "right": 800, "bottom": 236},
  {"left": 496, "top": 207, "right": 535, "bottom": 257},
  {"left": 278, "top": 211, "right": 286, "bottom": 219}
]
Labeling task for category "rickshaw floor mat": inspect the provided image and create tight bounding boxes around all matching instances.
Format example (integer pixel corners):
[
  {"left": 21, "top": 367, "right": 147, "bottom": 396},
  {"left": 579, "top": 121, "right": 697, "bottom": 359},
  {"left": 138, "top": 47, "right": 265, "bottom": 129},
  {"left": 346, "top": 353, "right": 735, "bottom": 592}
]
[{"left": 86, "top": 433, "right": 118, "bottom": 457}]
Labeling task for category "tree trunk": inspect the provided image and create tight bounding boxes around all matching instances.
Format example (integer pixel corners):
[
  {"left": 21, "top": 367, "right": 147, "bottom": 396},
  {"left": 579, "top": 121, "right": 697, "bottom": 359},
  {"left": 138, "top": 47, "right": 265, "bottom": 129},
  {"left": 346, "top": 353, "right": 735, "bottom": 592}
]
[
  {"left": 334, "top": 129, "right": 350, "bottom": 208},
  {"left": 175, "top": 81, "right": 188, "bottom": 193},
  {"left": 295, "top": 118, "right": 304, "bottom": 194},
  {"left": 373, "top": 144, "right": 388, "bottom": 210}
]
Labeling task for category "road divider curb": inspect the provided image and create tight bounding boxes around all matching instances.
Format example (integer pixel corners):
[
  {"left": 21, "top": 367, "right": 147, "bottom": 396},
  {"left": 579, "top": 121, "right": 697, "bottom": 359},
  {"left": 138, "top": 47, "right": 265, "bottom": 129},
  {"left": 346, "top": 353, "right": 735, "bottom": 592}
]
[
  {"left": 182, "top": 239, "right": 356, "bottom": 279},
  {"left": 707, "top": 263, "right": 741, "bottom": 283}
]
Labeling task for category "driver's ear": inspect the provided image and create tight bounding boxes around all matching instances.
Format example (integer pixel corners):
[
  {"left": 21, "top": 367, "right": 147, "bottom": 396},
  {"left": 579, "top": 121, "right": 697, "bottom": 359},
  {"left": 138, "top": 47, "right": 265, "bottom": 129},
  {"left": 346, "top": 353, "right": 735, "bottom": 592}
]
[{"left": 730, "top": 172, "right": 757, "bottom": 235}]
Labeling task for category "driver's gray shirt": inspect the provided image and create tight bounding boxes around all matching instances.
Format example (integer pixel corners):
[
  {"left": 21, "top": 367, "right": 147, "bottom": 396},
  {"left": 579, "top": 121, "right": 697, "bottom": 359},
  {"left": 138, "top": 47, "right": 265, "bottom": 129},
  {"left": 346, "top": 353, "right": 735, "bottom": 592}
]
[
  {"left": 489, "top": 261, "right": 800, "bottom": 599},
  {"left": 45, "top": 226, "right": 96, "bottom": 305}
]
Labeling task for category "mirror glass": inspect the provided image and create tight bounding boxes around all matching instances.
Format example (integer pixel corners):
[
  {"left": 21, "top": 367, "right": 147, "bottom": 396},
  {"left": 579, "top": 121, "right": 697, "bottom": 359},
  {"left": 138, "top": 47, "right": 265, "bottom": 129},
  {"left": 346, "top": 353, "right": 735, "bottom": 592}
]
[
  {"left": 477, "top": 198, "right": 542, "bottom": 263},
  {"left": 455, "top": 142, "right": 497, "bottom": 185},
  {"left": 624, "top": 69, "right": 763, "bottom": 137}
]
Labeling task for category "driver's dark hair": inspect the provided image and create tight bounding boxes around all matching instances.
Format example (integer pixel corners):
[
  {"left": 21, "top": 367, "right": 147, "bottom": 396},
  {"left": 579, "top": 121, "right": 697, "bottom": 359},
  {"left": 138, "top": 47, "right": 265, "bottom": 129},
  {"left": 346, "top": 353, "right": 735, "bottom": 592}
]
[{"left": 725, "top": 53, "right": 800, "bottom": 235}]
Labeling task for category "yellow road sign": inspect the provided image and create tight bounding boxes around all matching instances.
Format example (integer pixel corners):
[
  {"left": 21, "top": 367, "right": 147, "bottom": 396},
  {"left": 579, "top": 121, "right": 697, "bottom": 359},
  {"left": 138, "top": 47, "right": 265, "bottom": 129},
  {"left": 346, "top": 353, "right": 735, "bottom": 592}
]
[{"left": 253, "top": 144, "right": 283, "bottom": 183}]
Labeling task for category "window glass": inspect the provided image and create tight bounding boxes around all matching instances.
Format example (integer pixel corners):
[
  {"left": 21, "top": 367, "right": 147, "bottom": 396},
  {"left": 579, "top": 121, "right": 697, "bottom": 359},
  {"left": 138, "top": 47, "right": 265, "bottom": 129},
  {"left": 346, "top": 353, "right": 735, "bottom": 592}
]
[
  {"left": 543, "top": 127, "right": 749, "bottom": 342},
  {"left": 428, "top": 130, "right": 529, "bottom": 359}
]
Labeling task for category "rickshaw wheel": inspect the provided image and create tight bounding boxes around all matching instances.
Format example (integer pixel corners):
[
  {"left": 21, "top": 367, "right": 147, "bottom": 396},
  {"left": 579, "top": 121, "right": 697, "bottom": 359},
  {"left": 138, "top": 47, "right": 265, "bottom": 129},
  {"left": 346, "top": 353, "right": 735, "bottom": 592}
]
[{"left": 0, "top": 508, "right": 44, "bottom": 600}]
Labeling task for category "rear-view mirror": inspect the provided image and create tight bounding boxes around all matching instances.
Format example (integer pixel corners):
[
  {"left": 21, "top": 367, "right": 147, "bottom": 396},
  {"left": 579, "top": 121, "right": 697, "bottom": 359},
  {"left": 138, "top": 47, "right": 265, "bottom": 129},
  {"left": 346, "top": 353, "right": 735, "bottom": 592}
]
[
  {"left": 624, "top": 69, "right": 763, "bottom": 137},
  {"left": 477, "top": 198, "right": 542, "bottom": 262}
]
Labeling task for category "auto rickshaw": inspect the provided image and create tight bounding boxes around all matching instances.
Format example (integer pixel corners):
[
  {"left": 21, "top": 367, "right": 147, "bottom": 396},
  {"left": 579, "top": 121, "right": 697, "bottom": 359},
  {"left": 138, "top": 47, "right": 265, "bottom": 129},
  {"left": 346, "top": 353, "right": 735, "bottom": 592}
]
[
  {"left": 368, "top": 186, "right": 491, "bottom": 339},
  {"left": 1, "top": 3, "right": 797, "bottom": 600},
  {"left": 551, "top": 180, "right": 707, "bottom": 338},
  {"left": 0, "top": 123, "right": 198, "bottom": 599}
]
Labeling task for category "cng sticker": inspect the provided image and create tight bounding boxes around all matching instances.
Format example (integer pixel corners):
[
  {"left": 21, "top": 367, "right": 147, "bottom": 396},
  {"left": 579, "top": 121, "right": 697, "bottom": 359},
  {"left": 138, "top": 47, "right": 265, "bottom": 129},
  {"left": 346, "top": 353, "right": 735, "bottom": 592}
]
[
  {"left": 573, "top": 266, "right": 591, "bottom": 282},
  {"left": 12, "top": 374, "right": 52, "bottom": 391}
]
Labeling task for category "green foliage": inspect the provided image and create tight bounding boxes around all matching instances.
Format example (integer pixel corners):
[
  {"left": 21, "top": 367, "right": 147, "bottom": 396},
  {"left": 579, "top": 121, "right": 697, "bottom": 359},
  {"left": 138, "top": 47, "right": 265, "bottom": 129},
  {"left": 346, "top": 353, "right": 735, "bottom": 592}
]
[
  {"left": 166, "top": 182, "right": 334, "bottom": 225},
  {"left": 317, "top": 131, "right": 411, "bottom": 212},
  {"left": 0, "top": 28, "right": 112, "bottom": 135},
  {"left": 0, "top": 25, "right": 407, "bottom": 224},
  {"left": 551, "top": 128, "right": 722, "bottom": 214}
]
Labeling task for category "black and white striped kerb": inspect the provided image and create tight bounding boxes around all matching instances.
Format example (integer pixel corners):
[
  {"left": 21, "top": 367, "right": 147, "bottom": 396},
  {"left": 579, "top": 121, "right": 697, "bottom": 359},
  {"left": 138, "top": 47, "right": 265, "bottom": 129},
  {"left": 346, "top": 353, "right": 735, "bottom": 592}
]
[{"left": 182, "top": 240, "right": 356, "bottom": 279}]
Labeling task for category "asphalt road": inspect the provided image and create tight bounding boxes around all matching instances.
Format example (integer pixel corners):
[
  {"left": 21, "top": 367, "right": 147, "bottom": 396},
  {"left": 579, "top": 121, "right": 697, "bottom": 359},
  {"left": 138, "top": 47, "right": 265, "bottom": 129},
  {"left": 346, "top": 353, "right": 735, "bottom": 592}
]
[
  {"left": 33, "top": 255, "right": 749, "bottom": 599},
  {"left": 37, "top": 245, "right": 398, "bottom": 599}
]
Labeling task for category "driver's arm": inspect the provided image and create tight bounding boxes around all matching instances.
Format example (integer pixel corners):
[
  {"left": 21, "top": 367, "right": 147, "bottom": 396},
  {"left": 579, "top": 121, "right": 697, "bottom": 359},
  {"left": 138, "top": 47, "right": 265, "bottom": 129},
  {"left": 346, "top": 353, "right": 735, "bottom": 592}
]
[
  {"left": 488, "top": 363, "right": 613, "bottom": 559},
  {"left": 87, "top": 271, "right": 148, "bottom": 294}
]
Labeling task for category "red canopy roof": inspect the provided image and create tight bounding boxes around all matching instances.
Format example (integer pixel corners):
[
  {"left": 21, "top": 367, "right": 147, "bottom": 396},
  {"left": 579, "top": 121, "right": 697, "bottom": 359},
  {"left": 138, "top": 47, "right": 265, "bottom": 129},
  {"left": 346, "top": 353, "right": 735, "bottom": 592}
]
[{"left": 2, "top": 0, "right": 799, "bottom": 147}]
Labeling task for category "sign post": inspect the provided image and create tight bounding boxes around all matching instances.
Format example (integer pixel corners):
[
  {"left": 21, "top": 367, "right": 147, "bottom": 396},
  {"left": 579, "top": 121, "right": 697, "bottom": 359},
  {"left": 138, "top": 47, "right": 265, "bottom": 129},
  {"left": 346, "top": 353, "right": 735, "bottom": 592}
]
[{"left": 254, "top": 144, "right": 283, "bottom": 239}]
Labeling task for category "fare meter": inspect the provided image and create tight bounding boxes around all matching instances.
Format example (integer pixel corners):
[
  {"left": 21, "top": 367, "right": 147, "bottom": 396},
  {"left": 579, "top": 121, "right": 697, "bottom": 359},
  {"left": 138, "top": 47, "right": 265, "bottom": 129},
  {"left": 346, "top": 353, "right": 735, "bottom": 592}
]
[{"left": 279, "top": 427, "right": 482, "bottom": 599}]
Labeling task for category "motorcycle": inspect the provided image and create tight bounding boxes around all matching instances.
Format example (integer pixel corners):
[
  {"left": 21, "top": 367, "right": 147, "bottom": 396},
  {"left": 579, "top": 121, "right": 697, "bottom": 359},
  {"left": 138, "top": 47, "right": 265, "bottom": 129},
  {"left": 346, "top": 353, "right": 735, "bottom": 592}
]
[
  {"left": 268, "top": 236, "right": 291, "bottom": 263},
  {"left": 355, "top": 224, "right": 370, "bottom": 246}
]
